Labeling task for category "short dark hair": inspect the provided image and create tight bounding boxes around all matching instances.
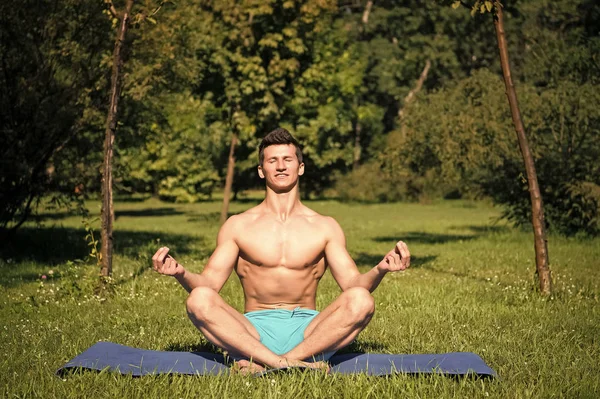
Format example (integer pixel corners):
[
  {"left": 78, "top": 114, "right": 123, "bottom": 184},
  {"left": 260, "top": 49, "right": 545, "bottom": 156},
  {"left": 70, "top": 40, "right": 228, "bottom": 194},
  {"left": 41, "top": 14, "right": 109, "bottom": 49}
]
[{"left": 258, "top": 128, "right": 303, "bottom": 165}]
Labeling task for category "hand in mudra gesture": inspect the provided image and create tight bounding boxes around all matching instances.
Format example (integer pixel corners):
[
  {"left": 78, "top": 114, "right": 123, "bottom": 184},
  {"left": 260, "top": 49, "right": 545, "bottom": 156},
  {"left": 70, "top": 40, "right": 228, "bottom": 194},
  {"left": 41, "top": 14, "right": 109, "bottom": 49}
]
[
  {"left": 152, "top": 247, "right": 184, "bottom": 276},
  {"left": 377, "top": 241, "right": 410, "bottom": 273}
]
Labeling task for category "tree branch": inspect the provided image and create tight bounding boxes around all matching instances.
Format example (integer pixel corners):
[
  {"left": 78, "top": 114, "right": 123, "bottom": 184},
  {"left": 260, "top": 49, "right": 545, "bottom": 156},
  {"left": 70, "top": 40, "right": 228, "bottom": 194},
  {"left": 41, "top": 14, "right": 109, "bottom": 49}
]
[
  {"left": 107, "top": 0, "right": 118, "bottom": 18},
  {"left": 398, "top": 59, "right": 431, "bottom": 121},
  {"left": 362, "top": 1, "right": 373, "bottom": 25}
]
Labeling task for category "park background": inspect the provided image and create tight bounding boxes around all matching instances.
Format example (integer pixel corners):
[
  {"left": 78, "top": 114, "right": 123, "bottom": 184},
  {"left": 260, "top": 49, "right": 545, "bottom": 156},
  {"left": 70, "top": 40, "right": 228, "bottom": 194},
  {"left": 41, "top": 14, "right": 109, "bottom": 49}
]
[{"left": 1, "top": 0, "right": 599, "bottom": 397}]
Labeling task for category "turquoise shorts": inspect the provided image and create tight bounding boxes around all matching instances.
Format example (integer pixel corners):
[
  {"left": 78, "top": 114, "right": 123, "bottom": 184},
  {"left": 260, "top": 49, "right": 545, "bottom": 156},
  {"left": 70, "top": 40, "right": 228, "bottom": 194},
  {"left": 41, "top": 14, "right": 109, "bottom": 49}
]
[{"left": 244, "top": 307, "right": 335, "bottom": 362}]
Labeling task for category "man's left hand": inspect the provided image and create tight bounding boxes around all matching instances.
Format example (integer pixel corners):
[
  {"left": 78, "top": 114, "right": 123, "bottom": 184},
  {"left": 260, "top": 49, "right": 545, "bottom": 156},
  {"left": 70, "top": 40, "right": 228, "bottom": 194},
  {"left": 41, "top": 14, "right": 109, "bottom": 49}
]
[{"left": 377, "top": 241, "right": 410, "bottom": 273}]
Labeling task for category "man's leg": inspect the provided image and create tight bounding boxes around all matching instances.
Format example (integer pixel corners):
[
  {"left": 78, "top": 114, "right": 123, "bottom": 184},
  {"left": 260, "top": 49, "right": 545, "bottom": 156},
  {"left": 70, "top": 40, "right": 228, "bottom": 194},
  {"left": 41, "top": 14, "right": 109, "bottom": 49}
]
[
  {"left": 282, "top": 287, "right": 375, "bottom": 361},
  {"left": 186, "top": 287, "right": 325, "bottom": 370}
]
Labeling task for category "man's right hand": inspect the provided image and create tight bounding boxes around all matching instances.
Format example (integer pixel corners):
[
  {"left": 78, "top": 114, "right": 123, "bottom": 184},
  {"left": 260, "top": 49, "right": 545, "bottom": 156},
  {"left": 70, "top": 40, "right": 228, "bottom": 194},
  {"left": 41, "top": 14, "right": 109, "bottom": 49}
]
[{"left": 152, "top": 247, "right": 185, "bottom": 276}]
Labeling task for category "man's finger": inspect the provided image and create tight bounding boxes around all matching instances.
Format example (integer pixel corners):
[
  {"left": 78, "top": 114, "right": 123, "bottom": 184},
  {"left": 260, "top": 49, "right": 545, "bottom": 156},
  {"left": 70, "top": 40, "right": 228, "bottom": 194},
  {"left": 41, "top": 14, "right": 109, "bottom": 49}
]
[
  {"left": 396, "top": 241, "right": 410, "bottom": 268},
  {"left": 167, "top": 256, "right": 178, "bottom": 273},
  {"left": 152, "top": 247, "right": 165, "bottom": 263},
  {"left": 157, "top": 248, "right": 171, "bottom": 272},
  {"left": 386, "top": 255, "right": 393, "bottom": 266},
  {"left": 154, "top": 248, "right": 163, "bottom": 269},
  {"left": 395, "top": 241, "right": 407, "bottom": 254},
  {"left": 380, "top": 250, "right": 393, "bottom": 265},
  {"left": 158, "top": 247, "right": 170, "bottom": 264},
  {"left": 152, "top": 247, "right": 164, "bottom": 270},
  {"left": 391, "top": 252, "right": 401, "bottom": 269},
  {"left": 169, "top": 256, "right": 178, "bottom": 271}
]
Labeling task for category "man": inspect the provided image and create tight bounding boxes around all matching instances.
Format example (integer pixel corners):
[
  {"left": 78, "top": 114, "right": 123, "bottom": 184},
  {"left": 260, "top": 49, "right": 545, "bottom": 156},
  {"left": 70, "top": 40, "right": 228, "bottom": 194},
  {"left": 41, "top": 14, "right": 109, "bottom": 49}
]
[{"left": 152, "top": 128, "right": 410, "bottom": 373}]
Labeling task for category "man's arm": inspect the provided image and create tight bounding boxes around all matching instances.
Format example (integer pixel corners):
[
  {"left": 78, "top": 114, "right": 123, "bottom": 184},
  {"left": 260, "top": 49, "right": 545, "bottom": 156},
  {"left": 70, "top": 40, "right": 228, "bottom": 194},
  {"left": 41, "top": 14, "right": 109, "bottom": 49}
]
[
  {"left": 324, "top": 217, "right": 410, "bottom": 293},
  {"left": 152, "top": 216, "right": 240, "bottom": 293}
]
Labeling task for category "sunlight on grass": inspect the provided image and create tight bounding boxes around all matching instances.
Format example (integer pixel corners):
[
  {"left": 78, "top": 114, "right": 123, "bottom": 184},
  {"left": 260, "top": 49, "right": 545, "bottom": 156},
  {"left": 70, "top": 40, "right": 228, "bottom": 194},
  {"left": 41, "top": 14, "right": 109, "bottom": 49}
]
[{"left": 1, "top": 199, "right": 599, "bottom": 397}]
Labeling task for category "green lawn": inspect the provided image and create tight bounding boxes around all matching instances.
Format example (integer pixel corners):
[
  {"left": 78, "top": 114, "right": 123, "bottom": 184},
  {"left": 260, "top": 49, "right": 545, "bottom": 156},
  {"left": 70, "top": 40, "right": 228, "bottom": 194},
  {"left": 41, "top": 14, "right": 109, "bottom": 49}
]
[{"left": 1, "top": 198, "right": 599, "bottom": 398}]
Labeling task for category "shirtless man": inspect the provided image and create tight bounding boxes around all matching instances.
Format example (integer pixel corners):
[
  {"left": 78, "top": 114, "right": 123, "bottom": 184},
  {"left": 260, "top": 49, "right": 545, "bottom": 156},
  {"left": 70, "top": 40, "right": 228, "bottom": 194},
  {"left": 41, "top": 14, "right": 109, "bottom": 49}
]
[{"left": 152, "top": 128, "right": 410, "bottom": 372}]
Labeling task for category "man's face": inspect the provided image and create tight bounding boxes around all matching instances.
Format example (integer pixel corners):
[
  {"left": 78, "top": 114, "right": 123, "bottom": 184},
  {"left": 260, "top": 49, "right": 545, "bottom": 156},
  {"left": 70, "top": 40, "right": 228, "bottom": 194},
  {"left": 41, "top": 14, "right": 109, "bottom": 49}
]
[{"left": 258, "top": 144, "right": 304, "bottom": 192}]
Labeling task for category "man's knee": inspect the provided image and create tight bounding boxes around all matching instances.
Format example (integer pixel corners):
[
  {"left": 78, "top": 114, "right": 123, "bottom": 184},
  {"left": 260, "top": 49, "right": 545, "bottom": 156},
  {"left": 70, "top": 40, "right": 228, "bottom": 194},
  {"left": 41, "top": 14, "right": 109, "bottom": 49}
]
[
  {"left": 186, "top": 286, "right": 218, "bottom": 320},
  {"left": 343, "top": 287, "right": 375, "bottom": 323}
]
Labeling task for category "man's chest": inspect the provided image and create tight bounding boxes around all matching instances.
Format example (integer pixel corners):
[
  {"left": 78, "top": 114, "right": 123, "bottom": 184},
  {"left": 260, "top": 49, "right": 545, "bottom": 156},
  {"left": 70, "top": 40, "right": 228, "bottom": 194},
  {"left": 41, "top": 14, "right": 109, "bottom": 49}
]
[{"left": 236, "top": 218, "right": 326, "bottom": 269}]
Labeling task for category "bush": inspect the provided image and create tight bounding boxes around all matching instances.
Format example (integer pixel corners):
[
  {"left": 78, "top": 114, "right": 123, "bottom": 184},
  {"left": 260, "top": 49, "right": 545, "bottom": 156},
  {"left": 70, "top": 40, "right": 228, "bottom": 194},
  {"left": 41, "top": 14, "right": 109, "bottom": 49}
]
[
  {"left": 392, "top": 70, "right": 600, "bottom": 235},
  {"left": 334, "top": 163, "right": 408, "bottom": 203}
]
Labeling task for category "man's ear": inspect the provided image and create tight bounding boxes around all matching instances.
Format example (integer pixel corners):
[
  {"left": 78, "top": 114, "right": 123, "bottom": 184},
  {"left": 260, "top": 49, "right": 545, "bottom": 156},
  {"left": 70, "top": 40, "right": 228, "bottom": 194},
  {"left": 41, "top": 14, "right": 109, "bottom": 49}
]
[
  {"left": 298, "top": 162, "right": 305, "bottom": 176},
  {"left": 258, "top": 165, "right": 265, "bottom": 179}
]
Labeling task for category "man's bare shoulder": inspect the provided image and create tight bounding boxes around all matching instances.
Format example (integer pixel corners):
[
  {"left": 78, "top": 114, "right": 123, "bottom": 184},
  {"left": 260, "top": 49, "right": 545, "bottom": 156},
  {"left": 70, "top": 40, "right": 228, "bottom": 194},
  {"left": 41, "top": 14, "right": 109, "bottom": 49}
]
[
  {"left": 297, "top": 205, "right": 340, "bottom": 231},
  {"left": 231, "top": 204, "right": 264, "bottom": 222},
  {"left": 220, "top": 205, "right": 263, "bottom": 233}
]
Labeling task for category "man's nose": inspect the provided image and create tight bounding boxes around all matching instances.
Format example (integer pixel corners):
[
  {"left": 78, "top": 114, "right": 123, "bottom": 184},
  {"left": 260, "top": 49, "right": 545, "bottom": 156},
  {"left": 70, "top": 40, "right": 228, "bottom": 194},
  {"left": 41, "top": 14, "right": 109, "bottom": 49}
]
[{"left": 276, "top": 160, "right": 286, "bottom": 170}]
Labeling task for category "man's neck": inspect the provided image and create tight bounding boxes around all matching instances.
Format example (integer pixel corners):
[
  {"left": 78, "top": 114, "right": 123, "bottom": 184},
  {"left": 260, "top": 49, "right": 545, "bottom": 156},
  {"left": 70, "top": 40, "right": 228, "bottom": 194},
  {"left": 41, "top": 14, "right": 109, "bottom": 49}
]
[{"left": 263, "top": 185, "right": 302, "bottom": 221}]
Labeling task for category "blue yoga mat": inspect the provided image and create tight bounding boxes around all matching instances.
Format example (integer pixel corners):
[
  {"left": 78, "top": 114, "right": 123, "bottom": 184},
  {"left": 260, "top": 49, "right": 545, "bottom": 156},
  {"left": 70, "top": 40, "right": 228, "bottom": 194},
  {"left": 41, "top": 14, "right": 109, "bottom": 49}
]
[{"left": 57, "top": 342, "right": 496, "bottom": 377}]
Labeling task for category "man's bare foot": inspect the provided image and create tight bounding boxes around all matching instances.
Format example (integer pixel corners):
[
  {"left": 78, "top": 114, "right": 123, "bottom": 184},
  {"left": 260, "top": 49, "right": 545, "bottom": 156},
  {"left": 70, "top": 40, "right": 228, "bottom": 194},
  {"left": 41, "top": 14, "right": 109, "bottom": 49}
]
[
  {"left": 231, "top": 359, "right": 266, "bottom": 375},
  {"left": 281, "top": 359, "right": 330, "bottom": 373}
]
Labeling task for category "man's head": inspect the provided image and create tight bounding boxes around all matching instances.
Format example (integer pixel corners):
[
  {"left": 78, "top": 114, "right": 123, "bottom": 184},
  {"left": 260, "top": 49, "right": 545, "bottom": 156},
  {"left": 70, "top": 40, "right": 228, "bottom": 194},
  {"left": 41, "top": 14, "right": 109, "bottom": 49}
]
[
  {"left": 258, "top": 128, "right": 303, "bottom": 166},
  {"left": 257, "top": 128, "right": 304, "bottom": 192}
]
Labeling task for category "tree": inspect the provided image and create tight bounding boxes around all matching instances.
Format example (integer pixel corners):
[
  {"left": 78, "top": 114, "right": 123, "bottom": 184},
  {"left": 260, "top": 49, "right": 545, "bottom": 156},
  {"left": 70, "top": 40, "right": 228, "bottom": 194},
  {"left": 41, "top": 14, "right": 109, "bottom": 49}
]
[
  {"left": 183, "top": 0, "right": 336, "bottom": 222},
  {"left": 494, "top": 3, "right": 551, "bottom": 294},
  {"left": 442, "top": 0, "right": 551, "bottom": 294},
  {"left": 0, "top": 0, "right": 113, "bottom": 237},
  {"left": 100, "top": 0, "right": 135, "bottom": 279},
  {"left": 116, "top": 0, "right": 228, "bottom": 202}
]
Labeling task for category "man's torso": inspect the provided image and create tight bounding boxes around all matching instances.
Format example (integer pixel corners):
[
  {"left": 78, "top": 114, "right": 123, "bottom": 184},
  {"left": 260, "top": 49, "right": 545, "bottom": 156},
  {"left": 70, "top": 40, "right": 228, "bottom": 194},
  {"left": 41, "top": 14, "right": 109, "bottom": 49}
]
[{"left": 232, "top": 205, "right": 329, "bottom": 312}]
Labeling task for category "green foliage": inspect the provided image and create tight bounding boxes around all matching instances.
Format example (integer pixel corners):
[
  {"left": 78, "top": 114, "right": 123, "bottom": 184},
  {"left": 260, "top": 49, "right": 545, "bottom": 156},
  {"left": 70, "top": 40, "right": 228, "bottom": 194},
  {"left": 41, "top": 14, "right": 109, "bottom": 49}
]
[
  {"left": 3, "top": 0, "right": 599, "bottom": 236},
  {"left": 0, "top": 0, "right": 113, "bottom": 231},
  {"left": 334, "top": 163, "right": 408, "bottom": 203},
  {"left": 35, "top": 259, "right": 100, "bottom": 303},
  {"left": 118, "top": 0, "right": 339, "bottom": 197},
  {"left": 393, "top": 70, "right": 600, "bottom": 235},
  {"left": 483, "top": 81, "right": 600, "bottom": 235},
  {"left": 118, "top": 93, "right": 226, "bottom": 202},
  {"left": 83, "top": 217, "right": 102, "bottom": 267}
]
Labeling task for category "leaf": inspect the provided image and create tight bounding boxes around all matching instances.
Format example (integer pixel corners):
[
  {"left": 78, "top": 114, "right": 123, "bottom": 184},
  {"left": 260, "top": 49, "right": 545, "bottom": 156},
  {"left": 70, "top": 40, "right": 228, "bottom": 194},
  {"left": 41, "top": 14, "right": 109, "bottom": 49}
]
[
  {"left": 452, "top": 1, "right": 461, "bottom": 9},
  {"left": 485, "top": 1, "right": 493, "bottom": 12}
]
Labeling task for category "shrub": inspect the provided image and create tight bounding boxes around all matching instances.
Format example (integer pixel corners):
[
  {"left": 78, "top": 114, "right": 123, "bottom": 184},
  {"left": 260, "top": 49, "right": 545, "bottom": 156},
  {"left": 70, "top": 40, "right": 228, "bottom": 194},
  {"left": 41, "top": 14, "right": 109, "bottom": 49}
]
[
  {"left": 391, "top": 70, "right": 600, "bottom": 235},
  {"left": 334, "top": 163, "right": 408, "bottom": 203}
]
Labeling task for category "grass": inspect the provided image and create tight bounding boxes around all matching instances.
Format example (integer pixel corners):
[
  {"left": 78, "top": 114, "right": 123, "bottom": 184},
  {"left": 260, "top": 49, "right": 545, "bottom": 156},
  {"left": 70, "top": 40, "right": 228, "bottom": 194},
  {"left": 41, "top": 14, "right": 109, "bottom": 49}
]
[{"left": 1, "top": 198, "right": 599, "bottom": 398}]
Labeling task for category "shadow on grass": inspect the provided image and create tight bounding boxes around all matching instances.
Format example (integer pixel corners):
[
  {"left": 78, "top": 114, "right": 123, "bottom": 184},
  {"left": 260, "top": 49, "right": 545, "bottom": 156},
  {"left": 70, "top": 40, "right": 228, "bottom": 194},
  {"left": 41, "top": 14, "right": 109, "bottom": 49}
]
[
  {"left": 354, "top": 252, "right": 436, "bottom": 268},
  {"left": 450, "top": 225, "right": 510, "bottom": 234},
  {"left": 115, "top": 207, "right": 184, "bottom": 218},
  {"left": 186, "top": 211, "right": 251, "bottom": 224},
  {"left": 0, "top": 226, "right": 211, "bottom": 287},
  {"left": 186, "top": 212, "right": 237, "bottom": 224},
  {"left": 165, "top": 341, "right": 223, "bottom": 354},
  {"left": 1, "top": 226, "right": 89, "bottom": 265},
  {"left": 232, "top": 198, "right": 262, "bottom": 205},
  {"left": 373, "top": 232, "right": 476, "bottom": 245},
  {"left": 113, "top": 195, "right": 152, "bottom": 202},
  {"left": 34, "top": 211, "right": 78, "bottom": 221},
  {"left": 0, "top": 271, "right": 66, "bottom": 288},
  {"left": 166, "top": 338, "right": 389, "bottom": 359},
  {"left": 335, "top": 340, "right": 389, "bottom": 354}
]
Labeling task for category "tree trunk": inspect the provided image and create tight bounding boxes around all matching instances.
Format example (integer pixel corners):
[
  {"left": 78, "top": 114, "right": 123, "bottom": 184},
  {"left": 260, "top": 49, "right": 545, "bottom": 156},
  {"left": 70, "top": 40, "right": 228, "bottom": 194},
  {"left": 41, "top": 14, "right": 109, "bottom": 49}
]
[
  {"left": 494, "top": 6, "right": 551, "bottom": 295},
  {"left": 399, "top": 59, "right": 431, "bottom": 137},
  {"left": 220, "top": 132, "right": 238, "bottom": 224},
  {"left": 351, "top": 1, "right": 372, "bottom": 170},
  {"left": 353, "top": 121, "right": 362, "bottom": 170},
  {"left": 362, "top": 1, "right": 373, "bottom": 25},
  {"left": 100, "top": 0, "right": 134, "bottom": 278}
]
